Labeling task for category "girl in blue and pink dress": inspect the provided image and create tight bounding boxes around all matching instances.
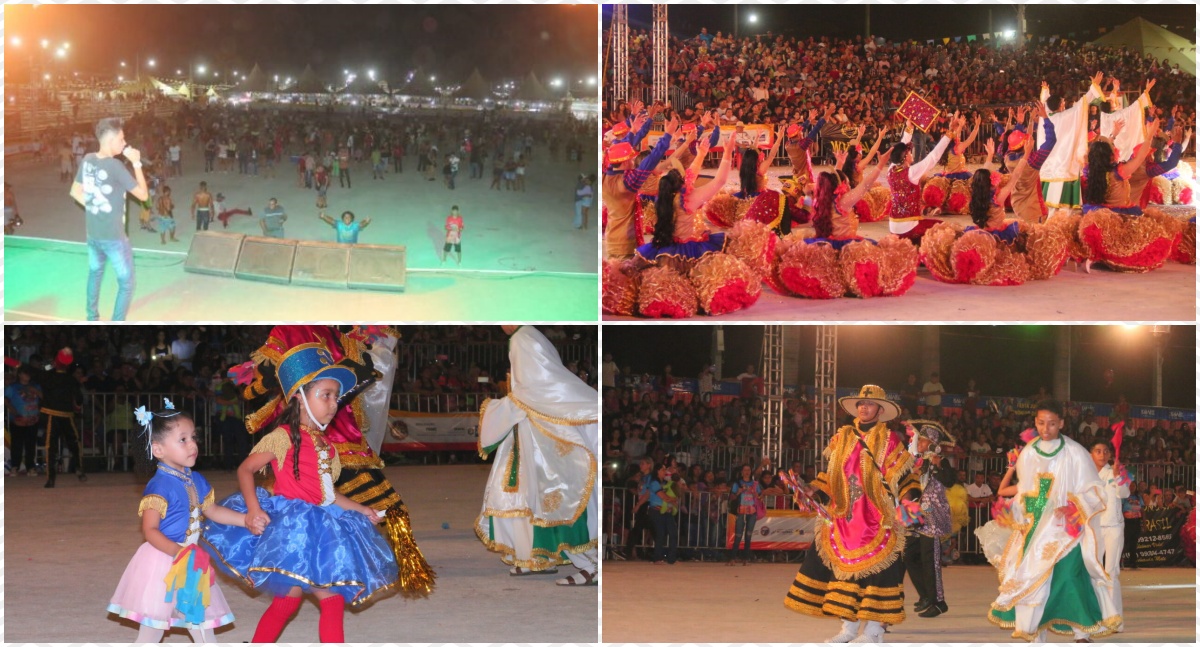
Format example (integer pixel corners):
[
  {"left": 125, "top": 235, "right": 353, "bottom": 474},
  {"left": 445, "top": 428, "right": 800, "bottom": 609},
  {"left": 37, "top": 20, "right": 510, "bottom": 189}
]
[{"left": 108, "top": 403, "right": 247, "bottom": 643}]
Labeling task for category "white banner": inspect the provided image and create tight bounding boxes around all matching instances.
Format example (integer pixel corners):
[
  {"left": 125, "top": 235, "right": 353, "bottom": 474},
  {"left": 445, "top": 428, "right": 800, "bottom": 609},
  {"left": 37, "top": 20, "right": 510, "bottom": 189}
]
[
  {"left": 726, "top": 510, "right": 819, "bottom": 550},
  {"left": 383, "top": 411, "right": 478, "bottom": 452},
  {"left": 644, "top": 124, "right": 775, "bottom": 152}
]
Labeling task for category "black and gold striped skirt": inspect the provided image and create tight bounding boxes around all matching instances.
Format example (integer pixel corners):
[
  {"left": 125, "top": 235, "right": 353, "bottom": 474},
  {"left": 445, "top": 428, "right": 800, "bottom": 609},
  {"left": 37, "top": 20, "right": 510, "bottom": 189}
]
[{"left": 784, "top": 546, "right": 907, "bottom": 624}]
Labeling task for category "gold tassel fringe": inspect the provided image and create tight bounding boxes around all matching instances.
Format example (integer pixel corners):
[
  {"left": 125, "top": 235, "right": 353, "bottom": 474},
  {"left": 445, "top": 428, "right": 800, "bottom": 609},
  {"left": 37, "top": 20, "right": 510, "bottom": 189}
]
[
  {"left": 381, "top": 505, "right": 437, "bottom": 597},
  {"left": 636, "top": 265, "right": 699, "bottom": 318},
  {"left": 689, "top": 253, "right": 762, "bottom": 315},
  {"left": 602, "top": 259, "right": 640, "bottom": 316},
  {"left": 724, "top": 219, "right": 776, "bottom": 279},
  {"left": 919, "top": 222, "right": 964, "bottom": 282}
]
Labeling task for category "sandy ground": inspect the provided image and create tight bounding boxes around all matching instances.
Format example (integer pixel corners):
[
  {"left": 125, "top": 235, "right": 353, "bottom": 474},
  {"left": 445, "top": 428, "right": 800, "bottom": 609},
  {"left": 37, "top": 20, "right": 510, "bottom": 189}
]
[
  {"left": 3, "top": 465, "right": 597, "bottom": 643},
  {"left": 601, "top": 559, "right": 1196, "bottom": 643},
  {"left": 4, "top": 137, "right": 599, "bottom": 321},
  {"left": 604, "top": 164, "right": 1197, "bottom": 322}
]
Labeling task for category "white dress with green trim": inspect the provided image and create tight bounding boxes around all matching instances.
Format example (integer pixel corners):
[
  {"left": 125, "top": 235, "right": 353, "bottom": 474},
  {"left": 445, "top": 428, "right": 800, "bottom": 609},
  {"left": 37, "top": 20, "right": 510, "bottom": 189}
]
[
  {"left": 988, "top": 435, "right": 1121, "bottom": 641},
  {"left": 474, "top": 326, "right": 599, "bottom": 572}
]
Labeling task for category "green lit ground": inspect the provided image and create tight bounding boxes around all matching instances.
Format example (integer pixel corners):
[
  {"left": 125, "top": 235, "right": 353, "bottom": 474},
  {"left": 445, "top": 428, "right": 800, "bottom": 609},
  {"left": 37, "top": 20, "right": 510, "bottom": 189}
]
[
  {"left": 4, "top": 238, "right": 596, "bottom": 321},
  {"left": 4, "top": 136, "right": 598, "bottom": 321}
]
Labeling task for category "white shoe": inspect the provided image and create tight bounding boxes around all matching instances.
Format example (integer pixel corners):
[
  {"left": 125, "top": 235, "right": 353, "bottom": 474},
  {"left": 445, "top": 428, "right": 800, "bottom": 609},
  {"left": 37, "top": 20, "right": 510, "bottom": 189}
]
[
  {"left": 849, "top": 621, "right": 885, "bottom": 643},
  {"left": 828, "top": 620, "right": 861, "bottom": 643}
]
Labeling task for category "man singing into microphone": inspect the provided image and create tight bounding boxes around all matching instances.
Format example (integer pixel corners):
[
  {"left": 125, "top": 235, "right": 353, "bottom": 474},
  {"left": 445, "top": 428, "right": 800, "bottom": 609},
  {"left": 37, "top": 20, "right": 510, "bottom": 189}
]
[{"left": 69, "top": 117, "right": 148, "bottom": 321}]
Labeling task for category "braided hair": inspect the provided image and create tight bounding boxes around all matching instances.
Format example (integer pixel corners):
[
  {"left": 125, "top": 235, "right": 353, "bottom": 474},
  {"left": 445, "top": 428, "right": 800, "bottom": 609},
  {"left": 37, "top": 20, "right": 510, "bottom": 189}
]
[{"left": 272, "top": 384, "right": 317, "bottom": 482}]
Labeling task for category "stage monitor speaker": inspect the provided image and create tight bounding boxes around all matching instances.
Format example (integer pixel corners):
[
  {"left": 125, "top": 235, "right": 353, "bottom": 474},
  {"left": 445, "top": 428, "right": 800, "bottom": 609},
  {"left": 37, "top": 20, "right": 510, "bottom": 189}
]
[
  {"left": 292, "top": 241, "right": 351, "bottom": 289},
  {"left": 234, "top": 236, "right": 297, "bottom": 285},
  {"left": 347, "top": 244, "right": 406, "bottom": 292},
  {"left": 183, "top": 231, "right": 245, "bottom": 278}
]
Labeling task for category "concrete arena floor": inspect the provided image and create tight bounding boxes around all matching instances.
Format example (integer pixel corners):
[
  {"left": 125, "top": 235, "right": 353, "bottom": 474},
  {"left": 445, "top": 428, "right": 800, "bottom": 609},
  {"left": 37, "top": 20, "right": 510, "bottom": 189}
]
[
  {"left": 3, "top": 465, "right": 598, "bottom": 642},
  {"left": 601, "top": 559, "right": 1196, "bottom": 643},
  {"left": 604, "top": 164, "right": 1197, "bottom": 322},
  {"left": 3, "top": 137, "right": 599, "bottom": 321}
]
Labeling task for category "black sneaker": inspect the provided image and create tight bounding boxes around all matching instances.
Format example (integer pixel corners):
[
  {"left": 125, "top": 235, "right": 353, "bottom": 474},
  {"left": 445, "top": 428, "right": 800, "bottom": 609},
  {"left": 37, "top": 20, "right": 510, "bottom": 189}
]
[
  {"left": 914, "top": 598, "right": 932, "bottom": 613},
  {"left": 919, "top": 601, "right": 947, "bottom": 617}
]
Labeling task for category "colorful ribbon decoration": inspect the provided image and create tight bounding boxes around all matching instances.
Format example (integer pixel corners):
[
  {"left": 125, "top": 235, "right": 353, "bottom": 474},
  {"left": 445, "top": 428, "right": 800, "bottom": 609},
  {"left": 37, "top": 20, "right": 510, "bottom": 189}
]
[{"left": 163, "top": 544, "right": 216, "bottom": 625}]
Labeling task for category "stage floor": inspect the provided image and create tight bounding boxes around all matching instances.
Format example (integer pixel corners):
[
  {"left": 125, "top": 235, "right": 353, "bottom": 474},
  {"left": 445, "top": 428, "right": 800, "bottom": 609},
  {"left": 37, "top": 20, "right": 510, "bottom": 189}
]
[
  {"left": 3, "top": 465, "right": 597, "bottom": 642},
  {"left": 4, "top": 237, "right": 596, "bottom": 321},
  {"left": 4, "top": 138, "right": 598, "bottom": 321},
  {"left": 605, "top": 164, "right": 1197, "bottom": 322},
  {"left": 601, "top": 559, "right": 1195, "bottom": 642}
]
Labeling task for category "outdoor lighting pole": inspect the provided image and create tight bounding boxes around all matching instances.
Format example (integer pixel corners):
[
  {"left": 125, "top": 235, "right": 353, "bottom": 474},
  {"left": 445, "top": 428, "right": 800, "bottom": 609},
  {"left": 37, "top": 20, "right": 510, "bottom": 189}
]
[{"left": 1150, "top": 326, "right": 1170, "bottom": 407}]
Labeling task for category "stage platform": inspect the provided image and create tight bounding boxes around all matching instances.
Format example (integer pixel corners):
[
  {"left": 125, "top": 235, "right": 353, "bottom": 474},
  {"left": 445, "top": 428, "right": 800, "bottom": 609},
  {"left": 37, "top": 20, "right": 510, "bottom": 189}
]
[
  {"left": 4, "top": 465, "right": 597, "bottom": 642},
  {"left": 602, "top": 558, "right": 1195, "bottom": 642},
  {"left": 4, "top": 237, "right": 596, "bottom": 321}
]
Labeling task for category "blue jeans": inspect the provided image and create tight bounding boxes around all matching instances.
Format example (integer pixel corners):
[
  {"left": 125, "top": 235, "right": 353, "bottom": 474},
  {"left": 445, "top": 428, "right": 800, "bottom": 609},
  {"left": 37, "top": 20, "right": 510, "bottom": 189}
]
[
  {"left": 649, "top": 508, "right": 678, "bottom": 563},
  {"left": 196, "top": 209, "right": 211, "bottom": 231},
  {"left": 733, "top": 512, "right": 756, "bottom": 560},
  {"left": 86, "top": 238, "right": 135, "bottom": 321},
  {"left": 574, "top": 201, "right": 587, "bottom": 228}
]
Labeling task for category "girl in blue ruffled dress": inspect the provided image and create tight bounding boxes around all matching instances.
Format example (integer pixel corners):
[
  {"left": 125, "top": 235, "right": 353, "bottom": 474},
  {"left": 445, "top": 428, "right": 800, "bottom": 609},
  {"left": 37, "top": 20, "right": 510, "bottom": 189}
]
[{"left": 202, "top": 343, "right": 398, "bottom": 642}]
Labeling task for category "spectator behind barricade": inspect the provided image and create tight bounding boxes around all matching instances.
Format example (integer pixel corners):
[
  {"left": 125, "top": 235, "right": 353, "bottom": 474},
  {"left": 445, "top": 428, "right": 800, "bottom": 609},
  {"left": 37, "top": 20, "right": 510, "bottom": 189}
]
[
  {"left": 966, "top": 472, "right": 994, "bottom": 509},
  {"left": 736, "top": 364, "right": 760, "bottom": 402},
  {"left": 900, "top": 373, "right": 920, "bottom": 419},
  {"left": 921, "top": 371, "right": 946, "bottom": 418}
]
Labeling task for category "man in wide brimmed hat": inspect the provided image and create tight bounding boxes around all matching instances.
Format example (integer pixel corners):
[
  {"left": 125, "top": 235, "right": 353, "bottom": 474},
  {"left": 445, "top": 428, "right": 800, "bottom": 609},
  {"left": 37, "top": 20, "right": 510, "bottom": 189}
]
[
  {"left": 902, "top": 420, "right": 958, "bottom": 619},
  {"left": 785, "top": 385, "right": 920, "bottom": 643},
  {"left": 603, "top": 114, "right": 679, "bottom": 258}
]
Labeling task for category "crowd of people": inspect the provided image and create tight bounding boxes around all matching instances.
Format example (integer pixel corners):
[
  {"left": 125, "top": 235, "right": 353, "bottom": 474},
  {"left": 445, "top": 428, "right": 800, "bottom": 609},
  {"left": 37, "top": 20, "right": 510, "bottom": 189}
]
[
  {"left": 612, "top": 30, "right": 1196, "bottom": 140},
  {"left": 3, "top": 325, "right": 598, "bottom": 473}
]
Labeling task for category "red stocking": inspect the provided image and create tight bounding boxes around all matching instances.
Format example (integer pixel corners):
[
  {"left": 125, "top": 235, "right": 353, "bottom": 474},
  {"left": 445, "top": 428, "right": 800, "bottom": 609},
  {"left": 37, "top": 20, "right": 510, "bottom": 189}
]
[
  {"left": 318, "top": 596, "right": 346, "bottom": 643},
  {"left": 252, "top": 595, "right": 302, "bottom": 643}
]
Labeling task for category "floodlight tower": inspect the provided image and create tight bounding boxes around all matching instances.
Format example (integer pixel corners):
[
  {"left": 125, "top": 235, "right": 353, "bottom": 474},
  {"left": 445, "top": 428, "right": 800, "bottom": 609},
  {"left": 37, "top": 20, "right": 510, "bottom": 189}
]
[
  {"left": 652, "top": 4, "right": 668, "bottom": 104},
  {"left": 610, "top": 5, "right": 629, "bottom": 103}
]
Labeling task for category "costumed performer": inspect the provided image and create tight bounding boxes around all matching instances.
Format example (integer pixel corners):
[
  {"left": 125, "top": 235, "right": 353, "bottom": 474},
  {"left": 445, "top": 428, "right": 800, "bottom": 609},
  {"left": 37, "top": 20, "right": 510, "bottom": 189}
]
[
  {"left": 603, "top": 112, "right": 677, "bottom": 258},
  {"left": 785, "top": 105, "right": 836, "bottom": 197},
  {"left": 1004, "top": 104, "right": 1057, "bottom": 223},
  {"left": 902, "top": 420, "right": 957, "bottom": 619},
  {"left": 1079, "top": 117, "right": 1180, "bottom": 272},
  {"left": 1090, "top": 438, "right": 1129, "bottom": 632},
  {"left": 632, "top": 127, "right": 761, "bottom": 317},
  {"left": 887, "top": 113, "right": 965, "bottom": 242},
  {"left": 204, "top": 342, "right": 399, "bottom": 642},
  {"left": 108, "top": 402, "right": 241, "bottom": 643},
  {"left": 987, "top": 399, "right": 1121, "bottom": 642},
  {"left": 230, "top": 326, "right": 434, "bottom": 596},
  {"left": 771, "top": 152, "right": 917, "bottom": 300},
  {"left": 784, "top": 385, "right": 921, "bottom": 643},
  {"left": 476, "top": 325, "right": 600, "bottom": 586}
]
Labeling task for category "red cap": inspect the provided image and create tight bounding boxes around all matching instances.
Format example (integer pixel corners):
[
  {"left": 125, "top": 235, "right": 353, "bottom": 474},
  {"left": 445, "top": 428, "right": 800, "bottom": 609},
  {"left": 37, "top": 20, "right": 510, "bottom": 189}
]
[
  {"left": 55, "top": 347, "right": 74, "bottom": 369},
  {"left": 786, "top": 124, "right": 801, "bottom": 138},
  {"left": 1008, "top": 130, "right": 1028, "bottom": 150},
  {"left": 681, "top": 123, "right": 697, "bottom": 133},
  {"left": 1087, "top": 131, "right": 1098, "bottom": 143},
  {"left": 606, "top": 141, "right": 637, "bottom": 165},
  {"left": 608, "top": 122, "right": 630, "bottom": 139}
]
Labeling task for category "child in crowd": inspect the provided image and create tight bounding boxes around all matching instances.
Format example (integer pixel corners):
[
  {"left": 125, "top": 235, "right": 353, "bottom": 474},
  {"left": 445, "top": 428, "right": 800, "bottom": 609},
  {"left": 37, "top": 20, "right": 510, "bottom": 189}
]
[
  {"left": 107, "top": 402, "right": 246, "bottom": 642},
  {"left": 202, "top": 344, "right": 397, "bottom": 642},
  {"left": 442, "top": 205, "right": 464, "bottom": 266}
]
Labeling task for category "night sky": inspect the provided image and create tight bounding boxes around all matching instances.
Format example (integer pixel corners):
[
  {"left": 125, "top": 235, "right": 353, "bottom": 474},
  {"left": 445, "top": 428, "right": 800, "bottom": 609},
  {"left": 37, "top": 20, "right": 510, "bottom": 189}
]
[
  {"left": 5, "top": 5, "right": 597, "bottom": 85},
  {"left": 603, "top": 325, "right": 1196, "bottom": 409},
  {"left": 604, "top": 4, "right": 1196, "bottom": 43}
]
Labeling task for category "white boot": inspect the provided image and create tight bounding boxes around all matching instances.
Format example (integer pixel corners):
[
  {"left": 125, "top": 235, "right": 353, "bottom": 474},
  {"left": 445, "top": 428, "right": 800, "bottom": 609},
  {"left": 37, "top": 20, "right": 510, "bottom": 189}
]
[
  {"left": 828, "top": 619, "right": 861, "bottom": 643},
  {"left": 850, "top": 620, "right": 885, "bottom": 643}
]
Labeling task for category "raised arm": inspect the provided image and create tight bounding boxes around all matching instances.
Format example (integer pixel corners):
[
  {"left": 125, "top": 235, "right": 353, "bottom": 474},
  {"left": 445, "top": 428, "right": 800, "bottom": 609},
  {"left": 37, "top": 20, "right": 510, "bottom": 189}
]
[
  {"left": 319, "top": 210, "right": 335, "bottom": 226},
  {"left": 957, "top": 115, "right": 981, "bottom": 154},
  {"left": 857, "top": 127, "right": 888, "bottom": 174},
  {"left": 685, "top": 140, "right": 734, "bottom": 211},
  {"left": 758, "top": 123, "right": 786, "bottom": 174},
  {"left": 1117, "top": 118, "right": 1160, "bottom": 180},
  {"left": 838, "top": 154, "right": 891, "bottom": 214},
  {"left": 908, "top": 114, "right": 962, "bottom": 183}
]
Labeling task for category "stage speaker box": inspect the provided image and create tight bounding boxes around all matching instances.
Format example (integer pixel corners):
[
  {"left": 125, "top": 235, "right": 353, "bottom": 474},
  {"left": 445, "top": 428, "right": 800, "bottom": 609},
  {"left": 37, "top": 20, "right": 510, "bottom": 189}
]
[
  {"left": 234, "top": 236, "right": 297, "bottom": 285},
  {"left": 347, "top": 244, "right": 406, "bottom": 292},
  {"left": 292, "top": 241, "right": 351, "bottom": 289},
  {"left": 183, "top": 231, "right": 245, "bottom": 277}
]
